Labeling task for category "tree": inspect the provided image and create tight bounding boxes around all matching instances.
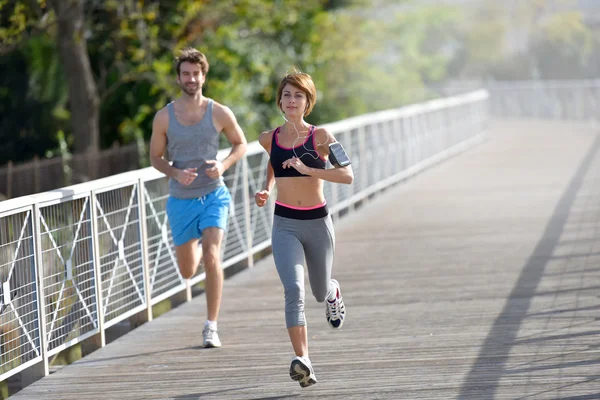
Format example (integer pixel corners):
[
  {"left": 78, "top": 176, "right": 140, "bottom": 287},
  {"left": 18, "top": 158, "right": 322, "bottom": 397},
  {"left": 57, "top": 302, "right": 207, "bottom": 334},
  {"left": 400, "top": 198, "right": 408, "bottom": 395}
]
[
  {"left": 47, "top": 0, "right": 100, "bottom": 155},
  {"left": 0, "top": 0, "right": 457, "bottom": 170},
  {"left": 1, "top": 0, "right": 100, "bottom": 157},
  {"left": 445, "top": 0, "right": 600, "bottom": 81}
]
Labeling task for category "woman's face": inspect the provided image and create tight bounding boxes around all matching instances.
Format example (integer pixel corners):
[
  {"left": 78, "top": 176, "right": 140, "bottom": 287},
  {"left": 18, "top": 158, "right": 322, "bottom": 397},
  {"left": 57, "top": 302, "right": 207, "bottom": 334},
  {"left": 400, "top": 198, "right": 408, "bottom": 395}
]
[{"left": 280, "top": 84, "right": 308, "bottom": 117}]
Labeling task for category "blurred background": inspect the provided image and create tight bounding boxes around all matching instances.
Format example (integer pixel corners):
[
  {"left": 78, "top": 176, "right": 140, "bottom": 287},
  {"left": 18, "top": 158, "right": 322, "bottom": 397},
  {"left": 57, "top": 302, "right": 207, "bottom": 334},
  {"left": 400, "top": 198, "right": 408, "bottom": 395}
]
[{"left": 0, "top": 0, "right": 599, "bottom": 199}]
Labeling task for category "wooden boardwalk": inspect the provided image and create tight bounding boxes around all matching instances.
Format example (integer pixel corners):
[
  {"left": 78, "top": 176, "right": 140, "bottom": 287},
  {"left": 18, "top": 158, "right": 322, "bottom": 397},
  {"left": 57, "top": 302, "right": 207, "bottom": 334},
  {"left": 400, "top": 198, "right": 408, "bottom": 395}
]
[{"left": 10, "top": 119, "right": 600, "bottom": 400}]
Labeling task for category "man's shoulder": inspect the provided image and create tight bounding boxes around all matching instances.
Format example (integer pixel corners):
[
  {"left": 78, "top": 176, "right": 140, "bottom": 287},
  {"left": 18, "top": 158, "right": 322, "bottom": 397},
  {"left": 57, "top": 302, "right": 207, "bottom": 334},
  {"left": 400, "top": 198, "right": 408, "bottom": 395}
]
[
  {"left": 153, "top": 104, "right": 171, "bottom": 130},
  {"left": 210, "top": 99, "right": 233, "bottom": 117}
]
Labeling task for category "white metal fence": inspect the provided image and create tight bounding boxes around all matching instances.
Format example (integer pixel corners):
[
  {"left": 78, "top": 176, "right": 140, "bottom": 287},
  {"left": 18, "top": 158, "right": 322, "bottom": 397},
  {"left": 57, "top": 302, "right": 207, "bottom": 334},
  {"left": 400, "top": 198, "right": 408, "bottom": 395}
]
[
  {"left": 441, "top": 80, "right": 600, "bottom": 121},
  {"left": 0, "top": 90, "right": 489, "bottom": 383},
  {"left": 488, "top": 81, "right": 600, "bottom": 121}
]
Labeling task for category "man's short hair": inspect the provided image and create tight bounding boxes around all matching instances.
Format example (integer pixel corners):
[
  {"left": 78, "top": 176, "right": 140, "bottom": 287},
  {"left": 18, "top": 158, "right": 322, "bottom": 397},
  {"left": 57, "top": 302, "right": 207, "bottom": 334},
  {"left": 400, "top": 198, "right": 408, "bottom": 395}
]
[{"left": 175, "top": 47, "right": 209, "bottom": 76}]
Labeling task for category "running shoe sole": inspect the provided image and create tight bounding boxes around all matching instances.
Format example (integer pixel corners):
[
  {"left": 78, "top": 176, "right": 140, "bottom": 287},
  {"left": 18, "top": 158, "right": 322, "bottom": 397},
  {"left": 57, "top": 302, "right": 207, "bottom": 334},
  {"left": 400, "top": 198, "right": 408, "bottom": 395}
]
[{"left": 289, "top": 359, "right": 317, "bottom": 388}]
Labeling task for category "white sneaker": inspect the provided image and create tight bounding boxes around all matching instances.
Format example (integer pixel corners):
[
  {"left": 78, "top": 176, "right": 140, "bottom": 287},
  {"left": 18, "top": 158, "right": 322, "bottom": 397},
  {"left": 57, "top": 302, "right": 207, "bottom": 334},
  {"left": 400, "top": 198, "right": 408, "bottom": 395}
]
[
  {"left": 326, "top": 279, "right": 346, "bottom": 329},
  {"left": 202, "top": 326, "right": 221, "bottom": 348},
  {"left": 289, "top": 356, "right": 317, "bottom": 388}
]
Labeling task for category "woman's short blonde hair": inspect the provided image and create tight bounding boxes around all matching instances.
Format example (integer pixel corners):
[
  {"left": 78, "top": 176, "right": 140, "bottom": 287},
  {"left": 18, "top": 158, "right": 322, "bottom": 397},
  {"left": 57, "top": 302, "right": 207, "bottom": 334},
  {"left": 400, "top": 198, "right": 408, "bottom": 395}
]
[{"left": 276, "top": 69, "right": 317, "bottom": 117}]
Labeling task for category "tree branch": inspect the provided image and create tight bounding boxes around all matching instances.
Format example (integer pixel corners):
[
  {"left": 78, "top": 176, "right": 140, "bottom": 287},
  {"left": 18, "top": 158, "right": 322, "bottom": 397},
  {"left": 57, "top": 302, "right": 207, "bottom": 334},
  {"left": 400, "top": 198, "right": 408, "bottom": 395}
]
[{"left": 99, "top": 71, "right": 157, "bottom": 102}]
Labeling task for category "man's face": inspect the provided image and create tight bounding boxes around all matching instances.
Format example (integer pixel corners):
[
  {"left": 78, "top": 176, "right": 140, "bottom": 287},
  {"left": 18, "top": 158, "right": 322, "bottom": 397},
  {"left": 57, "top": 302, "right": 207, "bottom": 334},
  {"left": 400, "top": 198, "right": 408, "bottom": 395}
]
[{"left": 177, "top": 61, "right": 205, "bottom": 96}]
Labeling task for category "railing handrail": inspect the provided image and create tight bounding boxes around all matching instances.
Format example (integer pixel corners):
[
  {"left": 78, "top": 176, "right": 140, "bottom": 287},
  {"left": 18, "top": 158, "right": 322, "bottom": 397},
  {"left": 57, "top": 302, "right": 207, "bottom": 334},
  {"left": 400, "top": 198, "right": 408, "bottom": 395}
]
[{"left": 0, "top": 89, "right": 489, "bottom": 214}]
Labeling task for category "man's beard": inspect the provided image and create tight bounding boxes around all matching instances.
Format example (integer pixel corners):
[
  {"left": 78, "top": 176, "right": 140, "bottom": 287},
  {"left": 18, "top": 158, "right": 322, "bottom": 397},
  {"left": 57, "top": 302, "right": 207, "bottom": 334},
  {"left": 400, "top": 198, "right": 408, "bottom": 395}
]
[{"left": 182, "top": 83, "right": 200, "bottom": 96}]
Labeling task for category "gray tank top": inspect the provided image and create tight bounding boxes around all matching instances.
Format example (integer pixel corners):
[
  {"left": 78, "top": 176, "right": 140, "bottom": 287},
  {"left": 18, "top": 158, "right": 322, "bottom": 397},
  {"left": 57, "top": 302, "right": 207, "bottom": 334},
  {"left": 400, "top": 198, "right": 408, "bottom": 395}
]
[{"left": 166, "top": 99, "right": 223, "bottom": 199}]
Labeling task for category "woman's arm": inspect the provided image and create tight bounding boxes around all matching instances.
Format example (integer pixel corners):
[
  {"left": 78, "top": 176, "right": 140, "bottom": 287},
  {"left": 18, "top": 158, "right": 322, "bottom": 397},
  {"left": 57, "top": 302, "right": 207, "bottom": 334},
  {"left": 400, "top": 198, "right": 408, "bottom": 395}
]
[
  {"left": 255, "top": 131, "right": 276, "bottom": 207},
  {"left": 282, "top": 127, "right": 354, "bottom": 184},
  {"left": 282, "top": 158, "right": 353, "bottom": 184}
]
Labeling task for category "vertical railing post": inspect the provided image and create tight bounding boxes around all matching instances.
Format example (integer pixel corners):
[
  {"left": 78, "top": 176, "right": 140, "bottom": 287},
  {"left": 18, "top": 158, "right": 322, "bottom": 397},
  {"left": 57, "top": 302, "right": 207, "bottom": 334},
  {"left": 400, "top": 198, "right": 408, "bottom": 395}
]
[
  {"left": 342, "top": 130, "right": 354, "bottom": 210},
  {"left": 90, "top": 190, "right": 106, "bottom": 348},
  {"left": 436, "top": 109, "right": 444, "bottom": 155},
  {"left": 357, "top": 125, "right": 367, "bottom": 200},
  {"left": 22, "top": 205, "right": 49, "bottom": 387},
  {"left": 402, "top": 117, "right": 409, "bottom": 171},
  {"left": 241, "top": 156, "right": 254, "bottom": 268},
  {"left": 408, "top": 116, "right": 415, "bottom": 167},
  {"left": 372, "top": 123, "right": 382, "bottom": 186},
  {"left": 595, "top": 81, "right": 600, "bottom": 129},
  {"left": 393, "top": 118, "right": 402, "bottom": 176},
  {"left": 138, "top": 180, "right": 153, "bottom": 322}
]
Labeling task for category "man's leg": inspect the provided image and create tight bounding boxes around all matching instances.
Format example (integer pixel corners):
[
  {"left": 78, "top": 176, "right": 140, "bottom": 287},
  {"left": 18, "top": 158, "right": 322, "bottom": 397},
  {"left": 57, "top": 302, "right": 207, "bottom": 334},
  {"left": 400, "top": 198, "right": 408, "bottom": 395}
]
[
  {"left": 197, "top": 185, "right": 230, "bottom": 348},
  {"left": 174, "top": 238, "right": 203, "bottom": 279},
  {"left": 201, "top": 227, "right": 225, "bottom": 322}
]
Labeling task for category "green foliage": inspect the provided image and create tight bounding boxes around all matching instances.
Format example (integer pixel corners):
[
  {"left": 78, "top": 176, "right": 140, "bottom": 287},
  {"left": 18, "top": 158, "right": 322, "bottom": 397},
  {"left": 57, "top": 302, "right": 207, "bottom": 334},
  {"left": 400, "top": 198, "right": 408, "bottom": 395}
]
[
  {"left": 0, "top": 0, "right": 51, "bottom": 52},
  {"left": 0, "top": 0, "right": 464, "bottom": 166},
  {"left": 531, "top": 11, "right": 596, "bottom": 78},
  {"left": 447, "top": 0, "right": 600, "bottom": 81},
  {"left": 0, "top": 47, "right": 61, "bottom": 162}
]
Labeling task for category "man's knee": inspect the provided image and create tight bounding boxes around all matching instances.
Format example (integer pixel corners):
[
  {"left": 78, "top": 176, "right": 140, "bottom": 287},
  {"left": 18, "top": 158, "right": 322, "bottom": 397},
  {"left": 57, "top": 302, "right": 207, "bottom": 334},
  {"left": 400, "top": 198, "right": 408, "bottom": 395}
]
[
  {"left": 201, "top": 228, "right": 224, "bottom": 270},
  {"left": 175, "top": 240, "right": 201, "bottom": 279},
  {"left": 178, "top": 264, "right": 195, "bottom": 279},
  {"left": 202, "top": 246, "right": 220, "bottom": 270}
]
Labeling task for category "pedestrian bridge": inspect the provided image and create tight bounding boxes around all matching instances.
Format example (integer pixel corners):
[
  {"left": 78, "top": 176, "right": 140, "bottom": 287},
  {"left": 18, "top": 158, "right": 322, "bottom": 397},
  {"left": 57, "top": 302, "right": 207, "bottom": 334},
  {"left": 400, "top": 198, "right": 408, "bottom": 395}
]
[{"left": 2, "top": 83, "right": 600, "bottom": 399}]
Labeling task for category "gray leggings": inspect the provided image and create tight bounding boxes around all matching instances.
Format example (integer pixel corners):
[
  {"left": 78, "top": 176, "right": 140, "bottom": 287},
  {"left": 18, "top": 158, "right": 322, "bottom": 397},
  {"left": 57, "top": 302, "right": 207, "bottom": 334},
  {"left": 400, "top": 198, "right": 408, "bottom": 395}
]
[{"left": 272, "top": 214, "right": 335, "bottom": 328}]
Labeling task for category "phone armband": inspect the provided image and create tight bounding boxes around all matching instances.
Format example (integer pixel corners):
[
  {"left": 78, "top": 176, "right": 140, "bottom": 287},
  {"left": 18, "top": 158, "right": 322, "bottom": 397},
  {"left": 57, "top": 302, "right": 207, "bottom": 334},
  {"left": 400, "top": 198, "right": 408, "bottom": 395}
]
[{"left": 328, "top": 142, "right": 351, "bottom": 167}]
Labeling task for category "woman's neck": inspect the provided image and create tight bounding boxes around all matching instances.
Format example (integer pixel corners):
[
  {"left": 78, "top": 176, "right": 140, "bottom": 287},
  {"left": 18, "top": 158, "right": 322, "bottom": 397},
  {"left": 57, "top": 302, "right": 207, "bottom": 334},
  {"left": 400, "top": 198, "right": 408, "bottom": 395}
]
[{"left": 282, "top": 119, "right": 309, "bottom": 134}]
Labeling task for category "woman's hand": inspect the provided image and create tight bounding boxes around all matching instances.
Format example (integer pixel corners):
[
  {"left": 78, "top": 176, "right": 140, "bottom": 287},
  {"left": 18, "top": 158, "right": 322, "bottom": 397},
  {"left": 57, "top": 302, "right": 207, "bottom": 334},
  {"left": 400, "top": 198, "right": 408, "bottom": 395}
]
[
  {"left": 282, "top": 157, "right": 311, "bottom": 175},
  {"left": 255, "top": 190, "right": 270, "bottom": 207}
]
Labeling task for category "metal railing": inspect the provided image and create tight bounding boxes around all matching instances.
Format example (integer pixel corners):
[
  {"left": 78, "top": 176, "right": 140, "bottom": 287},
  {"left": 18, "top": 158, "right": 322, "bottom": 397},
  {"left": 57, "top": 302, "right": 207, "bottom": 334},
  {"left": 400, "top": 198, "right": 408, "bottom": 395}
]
[
  {"left": 441, "top": 80, "right": 600, "bottom": 121},
  {"left": 0, "top": 90, "right": 489, "bottom": 383}
]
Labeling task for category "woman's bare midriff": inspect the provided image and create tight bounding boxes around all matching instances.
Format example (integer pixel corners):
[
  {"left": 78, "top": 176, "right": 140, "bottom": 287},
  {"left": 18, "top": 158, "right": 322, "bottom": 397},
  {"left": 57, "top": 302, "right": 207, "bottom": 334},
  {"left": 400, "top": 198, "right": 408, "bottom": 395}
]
[{"left": 275, "top": 176, "right": 325, "bottom": 207}]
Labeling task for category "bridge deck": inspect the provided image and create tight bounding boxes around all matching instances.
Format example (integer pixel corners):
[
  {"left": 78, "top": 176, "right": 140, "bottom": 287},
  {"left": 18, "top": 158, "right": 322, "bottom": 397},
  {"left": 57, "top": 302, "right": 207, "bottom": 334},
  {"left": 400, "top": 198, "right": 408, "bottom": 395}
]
[{"left": 11, "top": 119, "right": 600, "bottom": 399}]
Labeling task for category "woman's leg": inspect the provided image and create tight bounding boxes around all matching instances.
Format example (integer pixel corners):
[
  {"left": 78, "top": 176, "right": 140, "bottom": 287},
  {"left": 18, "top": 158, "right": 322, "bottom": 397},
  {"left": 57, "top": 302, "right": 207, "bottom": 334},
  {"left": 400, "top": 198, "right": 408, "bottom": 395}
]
[
  {"left": 304, "top": 215, "right": 346, "bottom": 329},
  {"left": 272, "top": 216, "right": 309, "bottom": 357},
  {"left": 303, "top": 215, "right": 336, "bottom": 302}
]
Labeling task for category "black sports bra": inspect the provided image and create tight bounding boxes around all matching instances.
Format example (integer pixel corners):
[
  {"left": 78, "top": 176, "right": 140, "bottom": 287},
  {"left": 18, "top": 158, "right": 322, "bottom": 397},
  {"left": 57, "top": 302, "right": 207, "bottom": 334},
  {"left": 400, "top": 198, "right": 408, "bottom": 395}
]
[{"left": 270, "top": 126, "right": 327, "bottom": 178}]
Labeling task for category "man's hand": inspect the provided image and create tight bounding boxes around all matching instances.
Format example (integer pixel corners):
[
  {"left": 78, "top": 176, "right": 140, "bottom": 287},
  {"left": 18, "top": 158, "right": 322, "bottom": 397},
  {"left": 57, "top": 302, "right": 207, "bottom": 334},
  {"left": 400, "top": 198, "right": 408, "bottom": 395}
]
[
  {"left": 205, "top": 160, "right": 225, "bottom": 179},
  {"left": 255, "top": 190, "right": 270, "bottom": 207},
  {"left": 175, "top": 168, "right": 198, "bottom": 186}
]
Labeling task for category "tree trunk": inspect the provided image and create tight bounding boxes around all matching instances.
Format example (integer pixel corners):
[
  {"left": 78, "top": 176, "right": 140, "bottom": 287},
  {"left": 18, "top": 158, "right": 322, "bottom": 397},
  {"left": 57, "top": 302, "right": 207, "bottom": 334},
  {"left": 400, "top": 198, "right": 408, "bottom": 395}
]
[{"left": 48, "top": 0, "right": 100, "bottom": 159}]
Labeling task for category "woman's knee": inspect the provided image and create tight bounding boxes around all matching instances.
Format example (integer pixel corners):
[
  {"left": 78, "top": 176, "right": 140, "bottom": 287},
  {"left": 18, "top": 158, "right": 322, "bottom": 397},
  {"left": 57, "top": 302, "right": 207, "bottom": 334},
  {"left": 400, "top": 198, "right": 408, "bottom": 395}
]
[
  {"left": 284, "top": 283, "right": 305, "bottom": 310},
  {"left": 284, "top": 284, "right": 306, "bottom": 328},
  {"left": 312, "top": 286, "right": 328, "bottom": 303}
]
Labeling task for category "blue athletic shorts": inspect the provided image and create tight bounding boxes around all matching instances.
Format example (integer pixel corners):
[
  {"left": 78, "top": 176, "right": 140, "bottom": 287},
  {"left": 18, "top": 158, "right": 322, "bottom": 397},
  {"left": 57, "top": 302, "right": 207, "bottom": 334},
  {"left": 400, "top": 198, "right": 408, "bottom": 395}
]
[{"left": 166, "top": 185, "right": 231, "bottom": 246}]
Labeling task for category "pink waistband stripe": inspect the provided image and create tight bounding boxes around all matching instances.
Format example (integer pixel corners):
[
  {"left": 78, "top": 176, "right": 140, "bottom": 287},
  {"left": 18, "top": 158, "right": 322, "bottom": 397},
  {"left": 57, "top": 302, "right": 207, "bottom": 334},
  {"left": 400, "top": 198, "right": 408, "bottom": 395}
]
[{"left": 275, "top": 200, "right": 327, "bottom": 210}]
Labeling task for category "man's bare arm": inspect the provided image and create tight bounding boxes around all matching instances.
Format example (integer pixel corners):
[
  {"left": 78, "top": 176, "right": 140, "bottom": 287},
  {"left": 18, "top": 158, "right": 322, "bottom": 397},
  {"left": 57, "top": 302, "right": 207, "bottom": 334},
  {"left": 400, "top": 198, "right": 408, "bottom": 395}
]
[
  {"left": 218, "top": 105, "right": 247, "bottom": 171},
  {"left": 149, "top": 108, "right": 197, "bottom": 184}
]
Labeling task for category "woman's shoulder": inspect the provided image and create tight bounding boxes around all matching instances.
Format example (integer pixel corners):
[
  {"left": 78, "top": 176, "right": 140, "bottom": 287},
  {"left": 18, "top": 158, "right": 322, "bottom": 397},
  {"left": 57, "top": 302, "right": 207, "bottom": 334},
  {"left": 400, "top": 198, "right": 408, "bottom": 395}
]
[
  {"left": 259, "top": 127, "right": 279, "bottom": 149},
  {"left": 313, "top": 126, "right": 335, "bottom": 147}
]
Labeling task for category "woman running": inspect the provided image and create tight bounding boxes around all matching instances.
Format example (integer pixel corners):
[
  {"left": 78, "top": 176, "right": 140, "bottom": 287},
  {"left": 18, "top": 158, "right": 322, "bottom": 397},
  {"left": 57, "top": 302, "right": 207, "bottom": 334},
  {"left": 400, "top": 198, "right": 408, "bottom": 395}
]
[{"left": 255, "top": 70, "right": 353, "bottom": 387}]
